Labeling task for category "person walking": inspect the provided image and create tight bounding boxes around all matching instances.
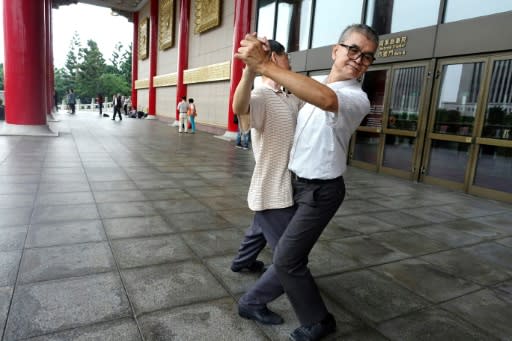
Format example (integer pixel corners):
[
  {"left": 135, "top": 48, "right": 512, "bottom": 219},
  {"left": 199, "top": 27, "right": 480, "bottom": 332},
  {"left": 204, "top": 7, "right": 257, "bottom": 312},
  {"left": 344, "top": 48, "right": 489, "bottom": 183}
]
[
  {"left": 177, "top": 96, "right": 189, "bottom": 133},
  {"left": 112, "top": 93, "right": 123, "bottom": 121},
  {"left": 187, "top": 98, "right": 197, "bottom": 133},
  {"left": 67, "top": 89, "right": 76, "bottom": 114},
  {"left": 235, "top": 24, "right": 379, "bottom": 341},
  {"left": 97, "top": 93, "right": 104, "bottom": 116},
  {"left": 231, "top": 40, "right": 301, "bottom": 277}
]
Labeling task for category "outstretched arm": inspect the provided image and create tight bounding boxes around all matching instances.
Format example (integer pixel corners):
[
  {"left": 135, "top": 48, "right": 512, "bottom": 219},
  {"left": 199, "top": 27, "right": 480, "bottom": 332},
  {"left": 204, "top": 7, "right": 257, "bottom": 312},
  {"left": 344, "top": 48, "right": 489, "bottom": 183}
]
[
  {"left": 235, "top": 34, "right": 338, "bottom": 112},
  {"left": 232, "top": 67, "right": 257, "bottom": 132}
]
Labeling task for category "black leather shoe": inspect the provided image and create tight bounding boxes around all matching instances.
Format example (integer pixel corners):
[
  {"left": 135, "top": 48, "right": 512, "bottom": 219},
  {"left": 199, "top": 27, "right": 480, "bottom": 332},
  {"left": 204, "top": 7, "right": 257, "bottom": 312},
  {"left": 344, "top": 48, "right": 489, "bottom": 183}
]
[
  {"left": 231, "top": 260, "right": 265, "bottom": 273},
  {"left": 238, "top": 304, "right": 284, "bottom": 325},
  {"left": 289, "top": 313, "right": 336, "bottom": 341}
]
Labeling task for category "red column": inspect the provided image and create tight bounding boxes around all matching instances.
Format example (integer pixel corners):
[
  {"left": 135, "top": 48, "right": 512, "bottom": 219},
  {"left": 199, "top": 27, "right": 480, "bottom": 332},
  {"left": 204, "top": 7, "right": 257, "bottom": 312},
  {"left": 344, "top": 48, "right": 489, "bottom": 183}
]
[
  {"left": 175, "top": 0, "right": 190, "bottom": 121},
  {"left": 45, "top": 0, "right": 53, "bottom": 115},
  {"left": 131, "top": 12, "right": 139, "bottom": 111},
  {"left": 227, "top": 0, "right": 253, "bottom": 132},
  {"left": 148, "top": 0, "right": 158, "bottom": 116},
  {"left": 3, "top": 0, "right": 47, "bottom": 125}
]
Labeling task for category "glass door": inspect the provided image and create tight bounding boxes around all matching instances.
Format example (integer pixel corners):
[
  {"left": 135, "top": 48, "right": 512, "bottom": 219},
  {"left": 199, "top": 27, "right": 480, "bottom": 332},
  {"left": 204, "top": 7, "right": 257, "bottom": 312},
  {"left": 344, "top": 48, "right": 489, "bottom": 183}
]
[
  {"left": 469, "top": 55, "right": 512, "bottom": 201},
  {"left": 421, "top": 57, "right": 487, "bottom": 190},
  {"left": 350, "top": 67, "right": 390, "bottom": 170},
  {"left": 380, "top": 62, "right": 431, "bottom": 179}
]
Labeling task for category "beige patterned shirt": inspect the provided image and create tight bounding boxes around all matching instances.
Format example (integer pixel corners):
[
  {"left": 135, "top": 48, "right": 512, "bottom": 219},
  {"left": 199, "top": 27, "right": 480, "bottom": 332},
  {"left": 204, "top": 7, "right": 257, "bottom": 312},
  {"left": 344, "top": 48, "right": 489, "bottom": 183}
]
[{"left": 248, "top": 85, "right": 302, "bottom": 211}]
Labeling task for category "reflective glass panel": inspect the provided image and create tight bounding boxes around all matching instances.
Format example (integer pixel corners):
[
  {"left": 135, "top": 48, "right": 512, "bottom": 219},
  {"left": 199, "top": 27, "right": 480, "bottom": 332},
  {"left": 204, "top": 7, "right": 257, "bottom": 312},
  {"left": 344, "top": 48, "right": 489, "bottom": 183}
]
[
  {"left": 444, "top": 0, "right": 512, "bottom": 23},
  {"left": 481, "top": 59, "right": 512, "bottom": 140},
  {"left": 311, "top": 0, "right": 363, "bottom": 48},
  {"left": 433, "top": 63, "right": 483, "bottom": 136},
  {"left": 353, "top": 131, "right": 380, "bottom": 164},
  {"left": 257, "top": 0, "right": 276, "bottom": 39},
  {"left": 383, "top": 136, "right": 415, "bottom": 171},
  {"left": 361, "top": 70, "right": 388, "bottom": 128},
  {"left": 275, "top": 0, "right": 312, "bottom": 52},
  {"left": 388, "top": 66, "right": 425, "bottom": 131},
  {"left": 474, "top": 146, "right": 512, "bottom": 193},
  {"left": 426, "top": 140, "right": 469, "bottom": 182},
  {"left": 366, "top": 0, "right": 440, "bottom": 35}
]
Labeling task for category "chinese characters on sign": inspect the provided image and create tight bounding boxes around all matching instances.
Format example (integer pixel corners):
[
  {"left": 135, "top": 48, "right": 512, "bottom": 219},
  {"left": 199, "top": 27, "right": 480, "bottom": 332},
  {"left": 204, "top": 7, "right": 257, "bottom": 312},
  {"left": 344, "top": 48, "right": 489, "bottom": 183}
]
[{"left": 377, "top": 36, "right": 408, "bottom": 58}]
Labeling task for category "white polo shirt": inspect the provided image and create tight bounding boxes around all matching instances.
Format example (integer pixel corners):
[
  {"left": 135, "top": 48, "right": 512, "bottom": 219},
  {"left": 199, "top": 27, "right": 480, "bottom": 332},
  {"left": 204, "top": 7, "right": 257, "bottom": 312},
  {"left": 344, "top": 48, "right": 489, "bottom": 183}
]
[
  {"left": 288, "top": 78, "right": 370, "bottom": 180},
  {"left": 247, "top": 85, "right": 302, "bottom": 211}
]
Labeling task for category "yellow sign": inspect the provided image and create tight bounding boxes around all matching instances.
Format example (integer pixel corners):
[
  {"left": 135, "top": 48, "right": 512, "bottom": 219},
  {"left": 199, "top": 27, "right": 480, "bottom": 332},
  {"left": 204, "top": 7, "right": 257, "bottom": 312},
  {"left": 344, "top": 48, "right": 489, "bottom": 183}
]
[{"left": 377, "top": 36, "right": 407, "bottom": 58}]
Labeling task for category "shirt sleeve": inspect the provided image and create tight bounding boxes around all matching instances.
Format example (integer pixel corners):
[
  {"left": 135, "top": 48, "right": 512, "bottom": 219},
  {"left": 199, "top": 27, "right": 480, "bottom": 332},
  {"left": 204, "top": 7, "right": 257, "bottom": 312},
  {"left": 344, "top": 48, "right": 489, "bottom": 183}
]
[
  {"left": 328, "top": 86, "right": 370, "bottom": 128},
  {"left": 249, "top": 88, "right": 267, "bottom": 131}
]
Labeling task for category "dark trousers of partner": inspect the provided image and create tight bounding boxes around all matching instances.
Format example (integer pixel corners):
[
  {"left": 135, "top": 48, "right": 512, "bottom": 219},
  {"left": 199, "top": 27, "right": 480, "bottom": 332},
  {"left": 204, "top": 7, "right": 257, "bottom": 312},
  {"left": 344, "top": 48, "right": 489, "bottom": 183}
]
[
  {"left": 232, "top": 220, "right": 267, "bottom": 269},
  {"left": 239, "top": 176, "right": 345, "bottom": 326}
]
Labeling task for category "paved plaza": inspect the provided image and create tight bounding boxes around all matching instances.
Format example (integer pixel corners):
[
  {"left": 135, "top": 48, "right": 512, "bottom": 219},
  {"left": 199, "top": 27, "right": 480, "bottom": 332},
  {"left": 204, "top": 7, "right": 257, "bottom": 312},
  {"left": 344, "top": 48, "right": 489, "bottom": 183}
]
[{"left": 1, "top": 111, "right": 512, "bottom": 340}]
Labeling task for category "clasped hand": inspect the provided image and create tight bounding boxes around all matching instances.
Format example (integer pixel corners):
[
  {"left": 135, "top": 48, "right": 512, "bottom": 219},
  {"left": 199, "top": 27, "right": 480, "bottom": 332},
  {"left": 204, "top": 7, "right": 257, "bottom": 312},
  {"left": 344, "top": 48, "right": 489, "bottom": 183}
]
[{"left": 234, "top": 33, "right": 271, "bottom": 73}]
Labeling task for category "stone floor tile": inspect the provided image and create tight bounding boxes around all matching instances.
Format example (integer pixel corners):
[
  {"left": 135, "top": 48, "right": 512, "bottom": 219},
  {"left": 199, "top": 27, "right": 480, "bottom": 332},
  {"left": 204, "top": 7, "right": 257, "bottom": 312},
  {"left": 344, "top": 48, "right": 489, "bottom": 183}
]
[
  {"left": 26, "top": 220, "right": 106, "bottom": 248},
  {"left": 0, "top": 226, "right": 27, "bottom": 251},
  {"left": 35, "top": 191, "right": 95, "bottom": 206},
  {"left": 216, "top": 208, "right": 254, "bottom": 228},
  {"left": 167, "top": 211, "right": 234, "bottom": 232},
  {"left": 334, "top": 199, "right": 388, "bottom": 216},
  {"left": 496, "top": 237, "right": 512, "bottom": 248},
  {"left": 0, "top": 207, "right": 32, "bottom": 227},
  {"left": 89, "top": 180, "right": 138, "bottom": 191},
  {"left": 435, "top": 202, "right": 505, "bottom": 218},
  {"left": 318, "top": 221, "right": 362, "bottom": 241},
  {"left": 0, "top": 183, "right": 38, "bottom": 195},
  {"left": 185, "top": 186, "right": 233, "bottom": 198},
  {"left": 151, "top": 198, "right": 210, "bottom": 214},
  {"left": 0, "top": 174, "right": 40, "bottom": 184},
  {"left": 31, "top": 204, "right": 100, "bottom": 224},
  {"left": 442, "top": 289, "right": 512, "bottom": 340},
  {"left": 412, "top": 224, "right": 484, "bottom": 248},
  {"left": 398, "top": 206, "right": 458, "bottom": 223},
  {"left": 309, "top": 241, "right": 360, "bottom": 276},
  {"left": 139, "top": 298, "right": 266, "bottom": 341},
  {"left": 93, "top": 189, "right": 148, "bottom": 203},
  {"left": 37, "top": 182, "right": 91, "bottom": 194},
  {"left": 4, "top": 272, "right": 131, "bottom": 340},
  {"left": 331, "top": 214, "right": 397, "bottom": 234},
  {"left": 441, "top": 219, "right": 508, "bottom": 239},
  {"left": 132, "top": 179, "right": 179, "bottom": 190},
  {"left": 26, "top": 318, "right": 142, "bottom": 341},
  {"left": 0, "top": 193, "right": 35, "bottom": 208},
  {"left": 340, "top": 328, "right": 389, "bottom": 341},
  {"left": 40, "top": 173, "right": 88, "bottom": 184},
  {"left": 327, "top": 236, "right": 410, "bottom": 266},
  {"left": 377, "top": 308, "right": 497, "bottom": 341},
  {"left": 317, "top": 270, "right": 428, "bottom": 323},
  {"left": 142, "top": 188, "right": 191, "bottom": 200},
  {"left": 463, "top": 242, "right": 512, "bottom": 271},
  {"left": 198, "top": 196, "right": 249, "bottom": 211},
  {"left": 369, "top": 210, "right": 430, "bottom": 228},
  {"left": 205, "top": 253, "right": 272, "bottom": 295},
  {"left": 18, "top": 242, "right": 116, "bottom": 284},
  {"left": 472, "top": 212, "right": 512, "bottom": 236},
  {"left": 0, "top": 286, "right": 13, "bottom": 334},
  {"left": 0, "top": 250, "right": 22, "bottom": 287},
  {"left": 111, "top": 235, "right": 194, "bottom": 268},
  {"left": 421, "top": 248, "right": 512, "bottom": 286},
  {"left": 373, "top": 259, "right": 481, "bottom": 303},
  {"left": 97, "top": 201, "right": 157, "bottom": 218},
  {"left": 493, "top": 280, "right": 512, "bottom": 304},
  {"left": 121, "top": 261, "right": 228, "bottom": 314},
  {"left": 103, "top": 215, "right": 174, "bottom": 239},
  {"left": 369, "top": 229, "right": 449, "bottom": 256},
  {"left": 181, "top": 228, "right": 246, "bottom": 258}
]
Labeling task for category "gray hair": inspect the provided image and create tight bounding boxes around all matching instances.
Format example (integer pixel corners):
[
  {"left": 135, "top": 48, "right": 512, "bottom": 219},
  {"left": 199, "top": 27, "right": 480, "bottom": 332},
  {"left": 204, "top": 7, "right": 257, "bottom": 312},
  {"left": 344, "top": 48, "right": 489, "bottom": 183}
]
[{"left": 338, "top": 24, "right": 379, "bottom": 46}]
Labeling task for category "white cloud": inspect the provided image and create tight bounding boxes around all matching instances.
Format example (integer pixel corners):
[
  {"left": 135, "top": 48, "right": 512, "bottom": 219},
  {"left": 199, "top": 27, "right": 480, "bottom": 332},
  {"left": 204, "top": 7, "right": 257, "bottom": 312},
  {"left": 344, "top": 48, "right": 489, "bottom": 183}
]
[{"left": 0, "top": 2, "right": 133, "bottom": 68}]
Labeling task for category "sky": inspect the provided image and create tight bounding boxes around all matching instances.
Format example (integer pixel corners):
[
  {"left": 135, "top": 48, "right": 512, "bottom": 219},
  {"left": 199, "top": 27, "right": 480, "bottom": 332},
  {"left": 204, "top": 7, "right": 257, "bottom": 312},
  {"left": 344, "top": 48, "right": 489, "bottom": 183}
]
[{"left": 0, "top": 2, "right": 133, "bottom": 68}]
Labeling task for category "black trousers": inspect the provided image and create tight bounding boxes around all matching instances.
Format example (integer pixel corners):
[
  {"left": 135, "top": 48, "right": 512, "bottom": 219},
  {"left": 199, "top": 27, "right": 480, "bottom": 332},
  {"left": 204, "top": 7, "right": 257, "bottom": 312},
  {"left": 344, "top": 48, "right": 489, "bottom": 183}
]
[
  {"left": 240, "top": 176, "right": 345, "bottom": 326},
  {"left": 232, "top": 218, "right": 267, "bottom": 269},
  {"left": 113, "top": 106, "right": 123, "bottom": 120}
]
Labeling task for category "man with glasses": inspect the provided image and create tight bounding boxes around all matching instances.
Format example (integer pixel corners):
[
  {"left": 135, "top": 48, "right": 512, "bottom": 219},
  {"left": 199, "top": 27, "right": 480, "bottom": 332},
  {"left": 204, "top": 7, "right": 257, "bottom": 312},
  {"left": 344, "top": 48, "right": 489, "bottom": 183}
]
[{"left": 234, "top": 24, "right": 378, "bottom": 341}]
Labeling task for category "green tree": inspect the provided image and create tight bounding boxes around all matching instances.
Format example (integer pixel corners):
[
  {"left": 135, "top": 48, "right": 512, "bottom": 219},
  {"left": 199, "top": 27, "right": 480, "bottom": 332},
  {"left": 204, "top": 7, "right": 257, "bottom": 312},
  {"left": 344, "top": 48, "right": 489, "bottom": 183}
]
[
  {"left": 62, "top": 31, "right": 81, "bottom": 92},
  {"left": 119, "top": 43, "right": 133, "bottom": 84},
  {"left": 76, "top": 39, "right": 107, "bottom": 102},
  {"left": 97, "top": 73, "right": 130, "bottom": 99}
]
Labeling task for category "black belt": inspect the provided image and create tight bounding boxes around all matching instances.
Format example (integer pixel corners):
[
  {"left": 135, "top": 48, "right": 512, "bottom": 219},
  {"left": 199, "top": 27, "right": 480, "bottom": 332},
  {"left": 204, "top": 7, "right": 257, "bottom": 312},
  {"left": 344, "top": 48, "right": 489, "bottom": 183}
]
[{"left": 291, "top": 172, "right": 342, "bottom": 184}]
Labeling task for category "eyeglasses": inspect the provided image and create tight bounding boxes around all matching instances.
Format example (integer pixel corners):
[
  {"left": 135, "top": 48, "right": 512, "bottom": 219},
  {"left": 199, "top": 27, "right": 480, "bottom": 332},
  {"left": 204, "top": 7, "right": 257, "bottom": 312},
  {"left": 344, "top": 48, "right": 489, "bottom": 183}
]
[{"left": 338, "top": 43, "right": 375, "bottom": 66}]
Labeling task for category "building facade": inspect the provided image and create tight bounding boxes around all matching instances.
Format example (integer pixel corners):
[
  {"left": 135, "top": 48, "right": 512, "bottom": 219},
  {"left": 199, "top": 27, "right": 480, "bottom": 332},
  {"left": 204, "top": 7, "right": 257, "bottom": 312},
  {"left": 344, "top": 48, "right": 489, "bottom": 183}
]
[{"left": 3, "top": 0, "right": 511, "bottom": 202}]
